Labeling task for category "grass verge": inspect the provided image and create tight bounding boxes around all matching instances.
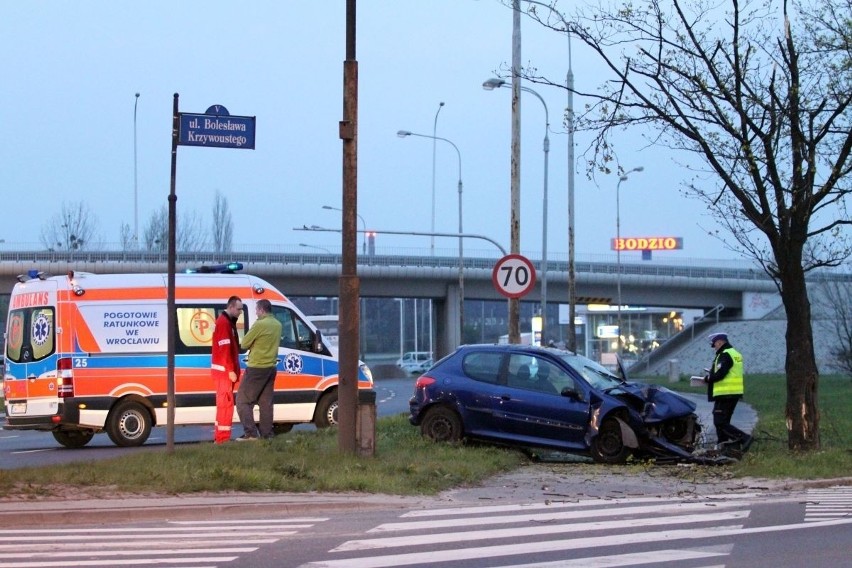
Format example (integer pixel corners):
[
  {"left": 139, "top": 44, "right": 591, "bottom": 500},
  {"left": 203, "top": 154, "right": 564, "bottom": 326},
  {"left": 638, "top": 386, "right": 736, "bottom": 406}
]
[
  {"left": 0, "top": 374, "right": 849, "bottom": 499},
  {"left": 672, "top": 373, "right": 852, "bottom": 479},
  {"left": 0, "top": 414, "right": 524, "bottom": 499}
]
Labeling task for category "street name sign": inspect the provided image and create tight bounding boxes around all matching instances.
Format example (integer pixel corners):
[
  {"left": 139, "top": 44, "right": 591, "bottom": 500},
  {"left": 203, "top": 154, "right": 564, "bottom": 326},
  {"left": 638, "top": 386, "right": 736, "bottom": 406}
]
[{"left": 178, "top": 105, "right": 255, "bottom": 150}]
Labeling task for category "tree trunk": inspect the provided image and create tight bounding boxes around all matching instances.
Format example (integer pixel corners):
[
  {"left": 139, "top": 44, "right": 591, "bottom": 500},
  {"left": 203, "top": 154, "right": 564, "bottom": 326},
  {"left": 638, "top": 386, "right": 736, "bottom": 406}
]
[{"left": 779, "top": 262, "right": 821, "bottom": 451}]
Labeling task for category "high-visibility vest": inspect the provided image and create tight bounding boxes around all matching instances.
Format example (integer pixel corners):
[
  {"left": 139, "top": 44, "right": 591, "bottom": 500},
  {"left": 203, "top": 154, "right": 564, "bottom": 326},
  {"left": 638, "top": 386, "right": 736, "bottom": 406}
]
[{"left": 712, "top": 347, "right": 744, "bottom": 396}]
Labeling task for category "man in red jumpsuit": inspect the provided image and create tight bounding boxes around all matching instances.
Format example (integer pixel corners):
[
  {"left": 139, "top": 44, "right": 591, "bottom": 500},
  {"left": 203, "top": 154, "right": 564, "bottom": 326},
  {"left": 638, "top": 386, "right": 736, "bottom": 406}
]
[{"left": 212, "top": 296, "right": 243, "bottom": 444}]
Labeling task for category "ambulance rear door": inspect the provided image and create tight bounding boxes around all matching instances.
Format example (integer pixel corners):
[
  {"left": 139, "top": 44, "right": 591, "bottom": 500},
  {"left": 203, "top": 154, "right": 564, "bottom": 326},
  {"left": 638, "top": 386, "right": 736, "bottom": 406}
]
[{"left": 4, "top": 280, "right": 61, "bottom": 419}]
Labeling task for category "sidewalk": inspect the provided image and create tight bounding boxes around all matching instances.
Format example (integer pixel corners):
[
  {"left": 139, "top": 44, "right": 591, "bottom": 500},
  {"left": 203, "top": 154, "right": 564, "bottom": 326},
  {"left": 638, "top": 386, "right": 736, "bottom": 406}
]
[{"left": 686, "top": 393, "right": 758, "bottom": 446}]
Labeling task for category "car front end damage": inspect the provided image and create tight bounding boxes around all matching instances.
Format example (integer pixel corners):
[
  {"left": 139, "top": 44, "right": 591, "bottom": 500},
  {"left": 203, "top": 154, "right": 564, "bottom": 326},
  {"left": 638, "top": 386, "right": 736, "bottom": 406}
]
[{"left": 586, "top": 383, "right": 712, "bottom": 463}]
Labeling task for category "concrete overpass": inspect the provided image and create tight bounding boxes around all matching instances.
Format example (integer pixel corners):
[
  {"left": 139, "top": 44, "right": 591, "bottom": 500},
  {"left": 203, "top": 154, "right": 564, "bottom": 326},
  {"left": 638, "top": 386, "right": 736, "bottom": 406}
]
[{"left": 0, "top": 249, "right": 784, "bottom": 357}]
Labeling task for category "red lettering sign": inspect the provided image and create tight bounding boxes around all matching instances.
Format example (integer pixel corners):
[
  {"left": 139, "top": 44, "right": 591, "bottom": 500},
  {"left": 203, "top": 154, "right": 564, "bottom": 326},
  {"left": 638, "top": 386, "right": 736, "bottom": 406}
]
[
  {"left": 610, "top": 237, "right": 683, "bottom": 251},
  {"left": 10, "top": 292, "right": 50, "bottom": 309}
]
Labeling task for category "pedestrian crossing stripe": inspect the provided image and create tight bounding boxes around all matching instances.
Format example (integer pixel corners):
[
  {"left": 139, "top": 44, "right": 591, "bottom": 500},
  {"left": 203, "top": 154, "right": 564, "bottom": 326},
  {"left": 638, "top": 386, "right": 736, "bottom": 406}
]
[
  {"left": 370, "top": 500, "right": 750, "bottom": 533},
  {"left": 399, "top": 493, "right": 761, "bottom": 518},
  {"left": 335, "top": 510, "right": 750, "bottom": 552},
  {"left": 0, "top": 518, "right": 328, "bottom": 567},
  {"left": 804, "top": 486, "right": 852, "bottom": 522}
]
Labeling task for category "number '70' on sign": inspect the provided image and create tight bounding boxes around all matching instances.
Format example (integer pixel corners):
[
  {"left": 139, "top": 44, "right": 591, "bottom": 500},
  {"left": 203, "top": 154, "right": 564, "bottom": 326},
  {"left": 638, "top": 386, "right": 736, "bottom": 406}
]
[{"left": 491, "top": 254, "right": 537, "bottom": 299}]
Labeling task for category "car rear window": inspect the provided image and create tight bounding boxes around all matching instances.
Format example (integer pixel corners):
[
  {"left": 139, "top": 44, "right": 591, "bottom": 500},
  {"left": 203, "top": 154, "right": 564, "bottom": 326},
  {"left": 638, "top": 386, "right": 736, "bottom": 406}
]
[{"left": 462, "top": 352, "right": 502, "bottom": 384}]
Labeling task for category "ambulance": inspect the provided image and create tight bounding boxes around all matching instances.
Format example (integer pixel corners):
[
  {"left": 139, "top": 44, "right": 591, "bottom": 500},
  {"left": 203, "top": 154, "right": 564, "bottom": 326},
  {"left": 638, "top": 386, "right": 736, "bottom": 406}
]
[{"left": 2, "top": 265, "right": 373, "bottom": 448}]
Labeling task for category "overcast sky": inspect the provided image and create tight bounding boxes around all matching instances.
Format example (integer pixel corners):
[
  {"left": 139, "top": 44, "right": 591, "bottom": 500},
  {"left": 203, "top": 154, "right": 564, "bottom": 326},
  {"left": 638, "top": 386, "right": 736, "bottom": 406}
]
[{"left": 1, "top": 0, "right": 745, "bottom": 263}]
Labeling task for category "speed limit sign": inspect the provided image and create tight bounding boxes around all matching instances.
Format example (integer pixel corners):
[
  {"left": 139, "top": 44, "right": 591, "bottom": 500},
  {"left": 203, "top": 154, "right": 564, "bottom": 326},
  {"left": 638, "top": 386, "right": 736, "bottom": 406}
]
[{"left": 492, "top": 254, "right": 537, "bottom": 299}]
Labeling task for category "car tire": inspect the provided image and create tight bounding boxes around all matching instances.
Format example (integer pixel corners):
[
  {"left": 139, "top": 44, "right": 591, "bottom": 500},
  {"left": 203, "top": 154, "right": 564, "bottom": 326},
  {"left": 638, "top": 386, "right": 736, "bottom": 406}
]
[
  {"left": 273, "top": 423, "right": 295, "bottom": 435},
  {"left": 106, "top": 400, "right": 152, "bottom": 447},
  {"left": 420, "top": 406, "right": 463, "bottom": 443},
  {"left": 314, "top": 390, "right": 338, "bottom": 429},
  {"left": 52, "top": 429, "right": 95, "bottom": 448},
  {"left": 591, "top": 417, "right": 631, "bottom": 464}
]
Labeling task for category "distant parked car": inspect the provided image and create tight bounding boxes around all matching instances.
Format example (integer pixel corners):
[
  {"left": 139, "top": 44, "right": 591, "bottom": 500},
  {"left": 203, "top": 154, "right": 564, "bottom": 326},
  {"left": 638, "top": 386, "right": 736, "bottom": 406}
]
[
  {"left": 396, "top": 351, "right": 432, "bottom": 374},
  {"left": 409, "top": 344, "right": 701, "bottom": 463},
  {"left": 412, "top": 357, "right": 433, "bottom": 375}
]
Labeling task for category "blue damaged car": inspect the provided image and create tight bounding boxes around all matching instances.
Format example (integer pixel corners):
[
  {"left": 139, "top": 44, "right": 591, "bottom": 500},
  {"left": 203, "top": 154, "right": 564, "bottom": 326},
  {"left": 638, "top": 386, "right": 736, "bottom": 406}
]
[{"left": 409, "top": 344, "right": 701, "bottom": 463}]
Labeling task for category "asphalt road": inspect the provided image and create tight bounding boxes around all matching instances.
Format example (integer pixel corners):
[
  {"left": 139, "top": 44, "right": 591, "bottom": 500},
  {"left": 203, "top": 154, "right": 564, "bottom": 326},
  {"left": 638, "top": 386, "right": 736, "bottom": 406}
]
[{"left": 0, "top": 376, "right": 415, "bottom": 470}]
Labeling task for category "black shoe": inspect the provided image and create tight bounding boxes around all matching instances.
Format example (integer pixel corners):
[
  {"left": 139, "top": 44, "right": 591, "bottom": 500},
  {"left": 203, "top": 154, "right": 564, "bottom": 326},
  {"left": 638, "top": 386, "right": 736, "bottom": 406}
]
[
  {"left": 741, "top": 435, "right": 754, "bottom": 452},
  {"left": 236, "top": 434, "right": 258, "bottom": 442}
]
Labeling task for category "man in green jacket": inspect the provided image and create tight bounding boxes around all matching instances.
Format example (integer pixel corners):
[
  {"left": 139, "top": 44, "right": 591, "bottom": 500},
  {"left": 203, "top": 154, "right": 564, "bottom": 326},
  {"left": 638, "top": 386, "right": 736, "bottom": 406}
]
[
  {"left": 703, "top": 332, "right": 752, "bottom": 455},
  {"left": 236, "top": 299, "right": 282, "bottom": 440}
]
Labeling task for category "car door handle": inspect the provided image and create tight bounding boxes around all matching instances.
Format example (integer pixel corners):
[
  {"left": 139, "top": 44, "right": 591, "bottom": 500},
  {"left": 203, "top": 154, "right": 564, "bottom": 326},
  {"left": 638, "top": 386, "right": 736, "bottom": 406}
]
[{"left": 500, "top": 394, "right": 512, "bottom": 401}]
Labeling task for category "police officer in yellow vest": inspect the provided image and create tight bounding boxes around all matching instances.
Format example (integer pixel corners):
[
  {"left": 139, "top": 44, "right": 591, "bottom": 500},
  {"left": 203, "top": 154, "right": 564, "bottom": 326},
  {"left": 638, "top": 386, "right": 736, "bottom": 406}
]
[{"left": 704, "top": 332, "right": 752, "bottom": 454}]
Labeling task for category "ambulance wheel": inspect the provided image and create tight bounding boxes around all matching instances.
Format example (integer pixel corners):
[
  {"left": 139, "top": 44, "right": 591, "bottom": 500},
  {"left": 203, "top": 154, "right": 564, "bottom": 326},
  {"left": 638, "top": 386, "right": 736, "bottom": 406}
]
[
  {"left": 52, "top": 429, "right": 95, "bottom": 448},
  {"left": 314, "top": 391, "right": 339, "bottom": 429},
  {"left": 107, "top": 400, "right": 152, "bottom": 447}
]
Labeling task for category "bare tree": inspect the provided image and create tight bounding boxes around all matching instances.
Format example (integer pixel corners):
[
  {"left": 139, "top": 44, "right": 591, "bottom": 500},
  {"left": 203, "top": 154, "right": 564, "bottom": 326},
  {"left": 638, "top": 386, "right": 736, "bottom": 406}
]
[
  {"left": 119, "top": 222, "right": 134, "bottom": 251},
  {"left": 40, "top": 201, "right": 99, "bottom": 251},
  {"left": 814, "top": 276, "right": 852, "bottom": 377},
  {"left": 142, "top": 206, "right": 209, "bottom": 252},
  {"left": 515, "top": 0, "right": 852, "bottom": 451},
  {"left": 143, "top": 207, "right": 168, "bottom": 252},
  {"left": 211, "top": 191, "right": 234, "bottom": 253}
]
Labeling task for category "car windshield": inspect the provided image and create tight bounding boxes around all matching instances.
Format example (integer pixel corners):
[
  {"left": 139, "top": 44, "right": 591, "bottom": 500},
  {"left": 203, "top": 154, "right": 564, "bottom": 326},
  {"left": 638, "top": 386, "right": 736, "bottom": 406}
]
[{"left": 558, "top": 353, "right": 623, "bottom": 390}]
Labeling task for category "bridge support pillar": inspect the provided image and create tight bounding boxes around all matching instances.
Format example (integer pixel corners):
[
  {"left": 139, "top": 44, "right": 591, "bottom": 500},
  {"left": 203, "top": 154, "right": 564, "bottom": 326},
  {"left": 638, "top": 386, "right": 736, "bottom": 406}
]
[{"left": 442, "top": 283, "right": 462, "bottom": 354}]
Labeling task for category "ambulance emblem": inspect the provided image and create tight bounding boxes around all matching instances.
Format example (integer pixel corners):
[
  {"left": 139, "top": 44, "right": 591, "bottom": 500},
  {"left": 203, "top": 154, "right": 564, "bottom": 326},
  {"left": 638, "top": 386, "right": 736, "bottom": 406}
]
[
  {"left": 31, "top": 314, "right": 51, "bottom": 346},
  {"left": 284, "top": 353, "right": 303, "bottom": 374}
]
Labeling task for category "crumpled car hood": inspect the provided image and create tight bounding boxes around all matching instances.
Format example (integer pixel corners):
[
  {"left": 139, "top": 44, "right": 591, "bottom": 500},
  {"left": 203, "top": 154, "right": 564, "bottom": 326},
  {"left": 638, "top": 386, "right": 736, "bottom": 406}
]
[{"left": 608, "top": 382, "right": 697, "bottom": 422}]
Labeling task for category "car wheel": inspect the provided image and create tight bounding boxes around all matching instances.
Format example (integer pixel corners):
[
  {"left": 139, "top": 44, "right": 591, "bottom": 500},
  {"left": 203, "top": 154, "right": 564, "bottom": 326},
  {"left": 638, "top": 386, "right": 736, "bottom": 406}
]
[
  {"left": 314, "top": 391, "right": 338, "bottom": 429},
  {"left": 106, "top": 400, "right": 152, "bottom": 447},
  {"left": 52, "top": 429, "right": 95, "bottom": 448},
  {"left": 420, "top": 406, "right": 463, "bottom": 443},
  {"left": 273, "top": 423, "right": 294, "bottom": 435},
  {"left": 591, "top": 417, "right": 631, "bottom": 464}
]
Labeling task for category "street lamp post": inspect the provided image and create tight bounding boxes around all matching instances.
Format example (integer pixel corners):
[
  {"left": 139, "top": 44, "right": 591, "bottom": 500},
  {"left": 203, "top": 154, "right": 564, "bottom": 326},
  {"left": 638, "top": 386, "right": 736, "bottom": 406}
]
[
  {"left": 133, "top": 92, "right": 140, "bottom": 249},
  {"left": 431, "top": 102, "right": 445, "bottom": 255},
  {"left": 615, "top": 166, "right": 644, "bottom": 355},
  {"left": 482, "top": 78, "right": 549, "bottom": 344},
  {"left": 397, "top": 130, "right": 464, "bottom": 345},
  {"left": 322, "top": 205, "right": 366, "bottom": 255}
]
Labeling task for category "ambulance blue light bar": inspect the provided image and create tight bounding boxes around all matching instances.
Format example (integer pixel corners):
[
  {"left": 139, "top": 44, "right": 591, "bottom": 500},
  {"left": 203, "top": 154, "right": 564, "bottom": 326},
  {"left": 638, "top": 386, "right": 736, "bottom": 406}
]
[{"left": 185, "top": 262, "right": 244, "bottom": 274}]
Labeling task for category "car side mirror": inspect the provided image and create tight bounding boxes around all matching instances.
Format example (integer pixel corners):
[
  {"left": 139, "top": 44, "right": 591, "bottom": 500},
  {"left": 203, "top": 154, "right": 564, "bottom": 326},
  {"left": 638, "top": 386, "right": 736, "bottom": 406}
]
[
  {"left": 561, "top": 386, "right": 583, "bottom": 401},
  {"left": 313, "top": 329, "right": 324, "bottom": 353}
]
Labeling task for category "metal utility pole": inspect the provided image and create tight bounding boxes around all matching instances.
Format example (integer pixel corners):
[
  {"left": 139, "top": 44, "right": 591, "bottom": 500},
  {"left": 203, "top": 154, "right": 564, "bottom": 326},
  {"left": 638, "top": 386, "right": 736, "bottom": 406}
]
[
  {"left": 509, "top": 0, "right": 522, "bottom": 344},
  {"left": 566, "top": 31, "right": 576, "bottom": 353},
  {"left": 338, "top": 0, "right": 362, "bottom": 454}
]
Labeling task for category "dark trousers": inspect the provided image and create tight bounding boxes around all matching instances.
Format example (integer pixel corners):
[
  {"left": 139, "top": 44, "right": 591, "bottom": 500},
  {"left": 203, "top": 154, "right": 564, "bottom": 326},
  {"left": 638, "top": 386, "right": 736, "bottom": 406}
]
[
  {"left": 236, "top": 367, "right": 276, "bottom": 438},
  {"left": 712, "top": 395, "right": 748, "bottom": 445}
]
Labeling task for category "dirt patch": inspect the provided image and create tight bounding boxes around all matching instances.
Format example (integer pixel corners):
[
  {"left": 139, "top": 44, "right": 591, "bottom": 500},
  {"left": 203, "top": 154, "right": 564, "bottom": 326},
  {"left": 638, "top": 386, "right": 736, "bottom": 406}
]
[{"left": 438, "top": 462, "right": 852, "bottom": 505}]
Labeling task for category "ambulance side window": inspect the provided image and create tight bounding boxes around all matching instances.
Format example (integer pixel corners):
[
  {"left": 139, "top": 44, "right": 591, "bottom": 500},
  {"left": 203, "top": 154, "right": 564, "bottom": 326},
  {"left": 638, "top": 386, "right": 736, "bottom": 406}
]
[
  {"left": 175, "top": 304, "right": 247, "bottom": 354},
  {"left": 5, "top": 308, "right": 55, "bottom": 363},
  {"left": 271, "top": 306, "right": 325, "bottom": 354}
]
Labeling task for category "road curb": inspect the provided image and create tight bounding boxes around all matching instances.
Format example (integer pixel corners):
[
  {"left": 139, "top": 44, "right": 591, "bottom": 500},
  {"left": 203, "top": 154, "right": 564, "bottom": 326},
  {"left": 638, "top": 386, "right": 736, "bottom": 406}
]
[{"left": 0, "top": 493, "right": 424, "bottom": 527}]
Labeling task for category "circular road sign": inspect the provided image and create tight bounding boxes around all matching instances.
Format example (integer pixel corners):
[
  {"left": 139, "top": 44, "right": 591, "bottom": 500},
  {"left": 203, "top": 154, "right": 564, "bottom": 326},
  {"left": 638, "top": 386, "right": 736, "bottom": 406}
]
[{"left": 492, "top": 254, "right": 537, "bottom": 299}]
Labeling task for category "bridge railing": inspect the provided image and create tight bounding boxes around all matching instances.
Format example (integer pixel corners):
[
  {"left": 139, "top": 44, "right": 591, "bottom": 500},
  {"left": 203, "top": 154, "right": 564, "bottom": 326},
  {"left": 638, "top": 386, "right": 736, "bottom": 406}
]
[{"left": 1, "top": 248, "right": 848, "bottom": 283}]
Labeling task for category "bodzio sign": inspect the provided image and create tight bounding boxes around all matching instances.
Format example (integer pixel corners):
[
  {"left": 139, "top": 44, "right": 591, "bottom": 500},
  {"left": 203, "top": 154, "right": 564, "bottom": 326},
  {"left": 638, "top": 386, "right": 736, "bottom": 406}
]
[{"left": 611, "top": 236, "right": 683, "bottom": 251}]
